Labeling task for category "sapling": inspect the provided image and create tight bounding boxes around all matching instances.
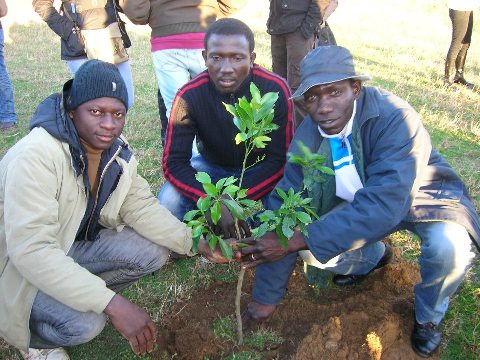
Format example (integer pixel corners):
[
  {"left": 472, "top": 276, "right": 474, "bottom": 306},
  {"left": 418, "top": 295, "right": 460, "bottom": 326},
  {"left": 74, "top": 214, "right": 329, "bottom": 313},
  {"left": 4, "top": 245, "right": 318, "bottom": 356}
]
[
  {"left": 184, "top": 83, "right": 334, "bottom": 345},
  {"left": 184, "top": 82, "right": 280, "bottom": 345}
]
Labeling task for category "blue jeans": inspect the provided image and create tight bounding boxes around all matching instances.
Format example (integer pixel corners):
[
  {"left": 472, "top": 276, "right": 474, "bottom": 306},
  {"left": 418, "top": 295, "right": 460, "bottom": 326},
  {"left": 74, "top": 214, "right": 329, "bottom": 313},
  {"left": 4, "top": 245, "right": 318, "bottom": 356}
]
[
  {"left": 66, "top": 59, "right": 135, "bottom": 108},
  {"left": 158, "top": 155, "right": 257, "bottom": 221},
  {"left": 28, "top": 227, "right": 169, "bottom": 349},
  {"left": 0, "top": 29, "right": 16, "bottom": 125},
  {"left": 151, "top": 49, "right": 205, "bottom": 120},
  {"left": 253, "top": 219, "right": 474, "bottom": 326}
]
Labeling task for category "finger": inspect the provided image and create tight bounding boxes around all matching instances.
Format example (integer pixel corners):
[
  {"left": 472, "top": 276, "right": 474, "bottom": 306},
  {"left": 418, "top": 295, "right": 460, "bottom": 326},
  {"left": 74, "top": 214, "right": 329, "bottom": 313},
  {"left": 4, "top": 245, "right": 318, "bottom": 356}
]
[
  {"left": 136, "top": 331, "right": 148, "bottom": 355},
  {"left": 240, "top": 245, "right": 256, "bottom": 256},
  {"left": 239, "top": 221, "right": 251, "bottom": 237},
  {"left": 242, "top": 259, "right": 265, "bottom": 269},
  {"left": 142, "top": 327, "right": 154, "bottom": 354},
  {"left": 128, "top": 336, "right": 140, "bottom": 356},
  {"left": 239, "top": 237, "right": 256, "bottom": 246},
  {"left": 147, "top": 320, "right": 157, "bottom": 343}
]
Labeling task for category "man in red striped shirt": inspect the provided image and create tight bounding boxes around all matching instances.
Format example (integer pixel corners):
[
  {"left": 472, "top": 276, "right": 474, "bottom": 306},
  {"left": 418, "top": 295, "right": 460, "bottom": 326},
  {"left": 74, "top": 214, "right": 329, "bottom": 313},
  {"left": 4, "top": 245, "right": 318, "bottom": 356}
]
[{"left": 159, "top": 18, "right": 294, "bottom": 237}]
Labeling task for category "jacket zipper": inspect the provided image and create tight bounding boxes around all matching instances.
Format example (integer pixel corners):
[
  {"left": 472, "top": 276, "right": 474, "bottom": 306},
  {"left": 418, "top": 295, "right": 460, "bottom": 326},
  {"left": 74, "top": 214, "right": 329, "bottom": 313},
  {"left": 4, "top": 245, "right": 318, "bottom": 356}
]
[{"left": 83, "top": 145, "right": 122, "bottom": 240}]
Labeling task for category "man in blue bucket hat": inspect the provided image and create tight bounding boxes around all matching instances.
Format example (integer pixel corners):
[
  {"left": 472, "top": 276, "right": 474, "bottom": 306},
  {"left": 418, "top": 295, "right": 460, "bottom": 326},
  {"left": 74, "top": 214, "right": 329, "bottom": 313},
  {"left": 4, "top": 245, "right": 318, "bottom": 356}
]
[{"left": 239, "top": 45, "right": 479, "bottom": 358}]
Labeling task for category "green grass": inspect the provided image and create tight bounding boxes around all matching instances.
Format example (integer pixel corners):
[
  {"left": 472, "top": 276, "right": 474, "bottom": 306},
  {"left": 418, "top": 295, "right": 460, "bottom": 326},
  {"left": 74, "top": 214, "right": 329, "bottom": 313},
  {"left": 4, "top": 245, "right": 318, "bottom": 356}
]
[{"left": 1, "top": 0, "right": 479, "bottom": 358}]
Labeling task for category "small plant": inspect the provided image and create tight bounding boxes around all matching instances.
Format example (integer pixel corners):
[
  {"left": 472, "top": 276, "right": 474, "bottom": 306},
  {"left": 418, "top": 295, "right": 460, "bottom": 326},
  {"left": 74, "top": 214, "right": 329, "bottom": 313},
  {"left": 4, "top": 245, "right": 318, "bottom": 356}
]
[
  {"left": 184, "top": 83, "right": 334, "bottom": 345},
  {"left": 288, "top": 141, "right": 335, "bottom": 195}
]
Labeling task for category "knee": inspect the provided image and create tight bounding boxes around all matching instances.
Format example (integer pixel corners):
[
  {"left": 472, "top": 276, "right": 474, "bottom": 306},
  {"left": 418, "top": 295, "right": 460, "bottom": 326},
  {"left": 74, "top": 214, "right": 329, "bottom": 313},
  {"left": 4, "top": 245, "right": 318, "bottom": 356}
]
[
  {"left": 122, "top": 228, "right": 170, "bottom": 274},
  {"left": 67, "top": 312, "right": 106, "bottom": 346},
  {"left": 421, "top": 229, "right": 473, "bottom": 271}
]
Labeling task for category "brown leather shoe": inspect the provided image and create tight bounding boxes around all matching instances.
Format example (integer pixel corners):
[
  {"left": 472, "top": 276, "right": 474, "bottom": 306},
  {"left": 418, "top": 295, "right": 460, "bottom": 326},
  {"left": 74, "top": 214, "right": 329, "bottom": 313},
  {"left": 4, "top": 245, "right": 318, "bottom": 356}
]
[{"left": 332, "top": 243, "right": 392, "bottom": 286}]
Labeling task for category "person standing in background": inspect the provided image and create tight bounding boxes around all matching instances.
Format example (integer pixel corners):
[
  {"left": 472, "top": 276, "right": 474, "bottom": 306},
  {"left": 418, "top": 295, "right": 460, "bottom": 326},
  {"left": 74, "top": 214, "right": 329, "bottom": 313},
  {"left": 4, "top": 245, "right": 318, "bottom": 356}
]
[
  {"left": 121, "top": 0, "right": 240, "bottom": 144},
  {"left": 444, "top": 0, "right": 479, "bottom": 89},
  {"left": 0, "top": 0, "right": 16, "bottom": 131},
  {"left": 267, "top": 0, "right": 337, "bottom": 128},
  {"left": 33, "top": 0, "right": 135, "bottom": 108}
]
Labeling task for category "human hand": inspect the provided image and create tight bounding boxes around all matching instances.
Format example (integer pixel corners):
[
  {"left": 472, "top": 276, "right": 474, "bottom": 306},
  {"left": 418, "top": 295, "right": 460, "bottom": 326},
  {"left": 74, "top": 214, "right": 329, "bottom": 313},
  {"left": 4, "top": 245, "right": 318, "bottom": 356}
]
[
  {"left": 240, "top": 232, "right": 288, "bottom": 268},
  {"left": 242, "top": 301, "right": 277, "bottom": 332},
  {"left": 104, "top": 294, "right": 157, "bottom": 355},
  {"left": 210, "top": 202, "right": 251, "bottom": 239},
  {"left": 240, "top": 230, "right": 307, "bottom": 269},
  {"left": 197, "top": 237, "right": 242, "bottom": 263}
]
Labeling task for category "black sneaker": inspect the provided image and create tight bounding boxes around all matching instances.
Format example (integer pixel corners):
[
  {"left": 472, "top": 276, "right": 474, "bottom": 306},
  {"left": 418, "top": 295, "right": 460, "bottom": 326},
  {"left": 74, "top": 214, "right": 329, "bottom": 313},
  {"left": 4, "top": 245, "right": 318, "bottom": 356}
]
[
  {"left": 411, "top": 320, "right": 442, "bottom": 358},
  {"left": 453, "top": 76, "right": 475, "bottom": 90},
  {"left": 332, "top": 243, "right": 393, "bottom": 286}
]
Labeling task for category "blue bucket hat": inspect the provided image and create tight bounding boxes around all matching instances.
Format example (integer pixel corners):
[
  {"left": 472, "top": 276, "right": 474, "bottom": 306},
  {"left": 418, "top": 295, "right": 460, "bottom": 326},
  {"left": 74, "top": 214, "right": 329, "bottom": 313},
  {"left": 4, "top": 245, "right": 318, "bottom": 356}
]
[{"left": 291, "top": 46, "right": 371, "bottom": 99}]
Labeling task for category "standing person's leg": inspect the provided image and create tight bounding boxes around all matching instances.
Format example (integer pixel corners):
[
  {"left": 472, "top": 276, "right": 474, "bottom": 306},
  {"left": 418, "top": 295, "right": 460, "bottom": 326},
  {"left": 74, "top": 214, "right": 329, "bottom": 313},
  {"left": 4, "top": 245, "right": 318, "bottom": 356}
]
[
  {"left": 185, "top": 48, "right": 207, "bottom": 79},
  {"left": 158, "top": 89, "right": 168, "bottom": 146},
  {"left": 271, "top": 34, "right": 287, "bottom": 80},
  {"left": 0, "top": 28, "right": 16, "bottom": 130},
  {"left": 28, "top": 227, "right": 169, "bottom": 349},
  {"left": 152, "top": 49, "right": 196, "bottom": 120},
  {"left": 65, "top": 58, "right": 87, "bottom": 75},
  {"left": 285, "top": 30, "right": 314, "bottom": 128},
  {"left": 445, "top": 9, "right": 470, "bottom": 85},
  {"left": 115, "top": 60, "right": 135, "bottom": 108},
  {"left": 453, "top": 11, "right": 474, "bottom": 87},
  {"left": 409, "top": 221, "right": 474, "bottom": 357}
]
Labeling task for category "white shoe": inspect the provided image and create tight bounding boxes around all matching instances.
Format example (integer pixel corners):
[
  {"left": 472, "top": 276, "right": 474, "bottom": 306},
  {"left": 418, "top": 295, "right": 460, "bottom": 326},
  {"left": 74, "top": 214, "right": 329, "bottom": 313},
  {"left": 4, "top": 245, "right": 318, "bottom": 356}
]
[{"left": 20, "top": 348, "right": 70, "bottom": 360}]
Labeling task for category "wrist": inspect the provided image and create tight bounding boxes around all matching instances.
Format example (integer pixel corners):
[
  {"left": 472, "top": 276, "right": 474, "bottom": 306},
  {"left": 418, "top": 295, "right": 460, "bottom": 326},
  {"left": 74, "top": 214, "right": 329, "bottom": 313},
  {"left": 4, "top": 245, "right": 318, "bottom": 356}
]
[{"left": 287, "top": 231, "right": 307, "bottom": 253}]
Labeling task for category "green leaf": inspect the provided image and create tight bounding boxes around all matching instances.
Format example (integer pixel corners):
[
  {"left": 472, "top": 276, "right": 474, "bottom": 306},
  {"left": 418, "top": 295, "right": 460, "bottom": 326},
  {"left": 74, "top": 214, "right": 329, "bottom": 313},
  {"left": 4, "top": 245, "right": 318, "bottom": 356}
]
[
  {"left": 223, "top": 184, "right": 240, "bottom": 196},
  {"left": 192, "top": 224, "right": 204, "bottom": 239},
  {"left": 218, "top": 237, "right": 233, "bottom": 260},
  {"left": 197, "top": 196, "right": 211, "bottom": 212},
  {"left": 295, "top": 211, "right": 312, "bottom": 224},
  {"left": 258, "top": 209, "right": 276, "bottom": 222},
  {"left": 223, "top": 199, "right": 245, "bottom": 220},
  {"left": 223, "top": 176, "right": 237, "bottom": 186},
  {"left": 253, "top": 135, "right": 272, "bottom": 149},
  {"left": 195, "top": 172, "right": 212, "bottom": 184},
  {"left": 192, "top": 238, "right": 199, "bottom": 253},
  {"left": 319, "top": 166, "right": 335, "bottom": 175},
  {"left": 250, "top": 82, "right": 261, "bottom": 103},
  {"left": 276, "top": 187, "right": 288, "bottom": 200},
  {"left": 238, "top": 199, "right": 257, "bottom": 208},
  {"left": 208, "top": 234, "right": 219, "bottom": 251},
  {"left": 211, "top": 201, "right": 222, "bottom": 225},
  {"left": 203, "top": 183, "right": 218, "bottom": 196},
  {"left": 235, "top": 132, "right": 248, "bottom": 145},
  {"left": 184, "top": 209, "right": 200, "bottom": 222},
  {"left": 252, "top": 222, "right": 269, "bottom": 238},
  {"left": 237, "top": 189, "right": 248, "bottom": 199}
]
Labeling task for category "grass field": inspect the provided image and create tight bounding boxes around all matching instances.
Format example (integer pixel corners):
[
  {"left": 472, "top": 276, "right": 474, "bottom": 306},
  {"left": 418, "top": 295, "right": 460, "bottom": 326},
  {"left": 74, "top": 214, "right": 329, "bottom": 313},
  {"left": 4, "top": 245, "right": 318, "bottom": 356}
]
[{"left": 0, "top": 0, "right": 479, "bottom": 359}]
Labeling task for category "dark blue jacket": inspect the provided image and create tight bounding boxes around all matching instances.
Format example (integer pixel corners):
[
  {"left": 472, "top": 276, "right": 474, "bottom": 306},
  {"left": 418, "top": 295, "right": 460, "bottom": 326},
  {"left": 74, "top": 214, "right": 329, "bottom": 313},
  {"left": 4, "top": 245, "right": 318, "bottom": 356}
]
[{"left": 253, "top": 86, "right": 480, "bottom": 305}]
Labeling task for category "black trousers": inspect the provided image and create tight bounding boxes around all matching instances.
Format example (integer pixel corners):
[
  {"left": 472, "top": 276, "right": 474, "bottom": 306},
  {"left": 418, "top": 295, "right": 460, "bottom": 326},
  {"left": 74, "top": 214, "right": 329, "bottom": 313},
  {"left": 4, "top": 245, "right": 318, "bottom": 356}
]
[{"left": 445, "top": 9, "right": 473, "bottom": 74}]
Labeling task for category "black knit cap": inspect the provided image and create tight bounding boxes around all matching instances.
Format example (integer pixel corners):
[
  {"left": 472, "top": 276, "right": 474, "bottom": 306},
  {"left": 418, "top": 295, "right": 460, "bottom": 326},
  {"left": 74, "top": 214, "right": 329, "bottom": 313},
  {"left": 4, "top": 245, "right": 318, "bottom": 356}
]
[{"left": 66, "top": 59, "right": 129, "bottom": 110}]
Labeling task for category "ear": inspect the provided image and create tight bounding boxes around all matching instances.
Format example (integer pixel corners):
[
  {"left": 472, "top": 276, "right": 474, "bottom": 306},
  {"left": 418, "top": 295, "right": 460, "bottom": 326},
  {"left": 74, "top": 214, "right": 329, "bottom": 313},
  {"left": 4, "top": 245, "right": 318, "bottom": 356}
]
[
  {"left": 202, "top": 50, "right": 207, "bottom": 64},
  {"left": 68, "top": 110, "right": 75, "bottom": 119},
  {"left": 352, "top": 80, "right": 362, "bottom": 99},
  {"left": 250, "top": 52, "right": 256, "bottom": 67}
]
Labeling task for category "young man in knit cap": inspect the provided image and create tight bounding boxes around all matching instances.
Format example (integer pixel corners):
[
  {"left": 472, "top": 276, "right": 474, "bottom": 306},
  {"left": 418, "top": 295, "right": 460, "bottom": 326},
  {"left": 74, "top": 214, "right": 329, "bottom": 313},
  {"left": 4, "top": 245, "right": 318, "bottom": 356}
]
[
  {"left": 0, "top": 60, "right": 230, "bottom": 360},
  {"left": 239, "top": 46, "right": 479, "bottom": 358}
]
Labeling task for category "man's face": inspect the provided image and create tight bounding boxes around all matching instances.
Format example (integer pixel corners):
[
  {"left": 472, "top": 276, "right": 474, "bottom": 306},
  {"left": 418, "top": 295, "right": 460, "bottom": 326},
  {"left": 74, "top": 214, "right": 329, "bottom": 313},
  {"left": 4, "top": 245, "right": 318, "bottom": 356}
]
[
  {"left": 304, "top": 80, "right": 361, "bottom": 135},
  {"left": 69, "top": 97, "right": 126, "bottom": 151},
  {"left": 203, "top": 34, "right": 255, "bottom": 94}
]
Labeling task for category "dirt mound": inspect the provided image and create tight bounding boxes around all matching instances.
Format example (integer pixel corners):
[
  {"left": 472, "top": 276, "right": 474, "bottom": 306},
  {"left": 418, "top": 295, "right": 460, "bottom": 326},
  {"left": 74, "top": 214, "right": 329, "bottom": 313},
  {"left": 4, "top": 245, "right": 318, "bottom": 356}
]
[{"left": 155, "top": 248, "right": 438, "bottom": 360}]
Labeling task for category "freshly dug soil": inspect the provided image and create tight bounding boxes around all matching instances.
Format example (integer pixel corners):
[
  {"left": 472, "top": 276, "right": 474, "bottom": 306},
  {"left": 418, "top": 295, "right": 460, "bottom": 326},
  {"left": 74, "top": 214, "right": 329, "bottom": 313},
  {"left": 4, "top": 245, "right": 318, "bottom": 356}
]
[{"left": 154, "top": 246, "right": 440, "bottom": 360}]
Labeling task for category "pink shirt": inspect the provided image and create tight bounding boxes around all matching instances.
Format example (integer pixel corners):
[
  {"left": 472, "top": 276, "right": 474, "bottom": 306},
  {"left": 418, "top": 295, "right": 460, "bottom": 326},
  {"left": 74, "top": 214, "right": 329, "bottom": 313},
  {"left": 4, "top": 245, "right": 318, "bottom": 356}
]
[{"left": 151, "top": 32, "right": 205, "bottom": 52}]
